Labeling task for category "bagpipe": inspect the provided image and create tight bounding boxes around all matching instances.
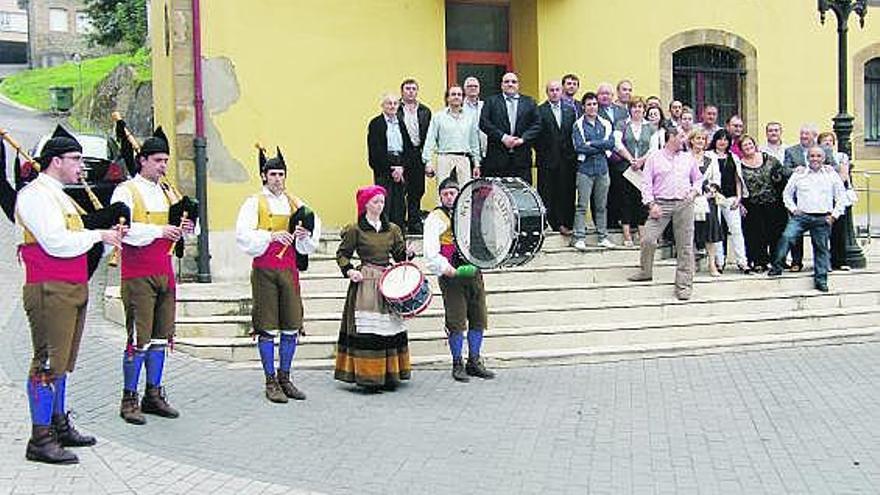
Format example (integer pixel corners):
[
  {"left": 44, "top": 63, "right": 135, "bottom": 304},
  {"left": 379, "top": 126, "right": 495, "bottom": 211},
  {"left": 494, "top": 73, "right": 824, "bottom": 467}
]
[
  {"left": 0, "top": 128, "right": 130, "bottom": 279},
  {"left": 113, "top": 113, "right": 198, "bottom": 258}
]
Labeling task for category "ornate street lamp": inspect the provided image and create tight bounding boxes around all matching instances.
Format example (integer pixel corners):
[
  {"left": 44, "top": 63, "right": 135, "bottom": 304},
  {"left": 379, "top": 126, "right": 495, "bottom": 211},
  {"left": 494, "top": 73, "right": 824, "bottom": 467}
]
[{"left": 818, "top": 0, "right": 868, "bottom": 268}]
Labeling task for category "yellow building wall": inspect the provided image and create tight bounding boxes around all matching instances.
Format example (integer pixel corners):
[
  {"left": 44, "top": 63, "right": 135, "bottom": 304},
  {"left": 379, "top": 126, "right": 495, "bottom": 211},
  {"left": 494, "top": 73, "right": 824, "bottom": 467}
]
[
  {"left": 199, "top": 0, "right": 447, "bottom": 231},
  {"left": 157, "top": 0, "right": 880, "bottom": 246},
  {"left": 149, "top": 0, "right": 177, "bottom": 177}
]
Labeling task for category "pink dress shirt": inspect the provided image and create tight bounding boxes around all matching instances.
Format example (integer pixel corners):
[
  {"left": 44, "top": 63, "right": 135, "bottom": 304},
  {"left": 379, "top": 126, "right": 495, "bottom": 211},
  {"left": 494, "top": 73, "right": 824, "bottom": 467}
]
[{"left": 641, "top": 149, "right": 704, "bottom": 205}]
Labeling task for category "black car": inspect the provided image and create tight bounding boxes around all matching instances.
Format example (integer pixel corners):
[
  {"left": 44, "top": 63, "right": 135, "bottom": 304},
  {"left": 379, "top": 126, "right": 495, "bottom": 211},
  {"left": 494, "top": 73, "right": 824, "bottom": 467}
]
[{"left": 30, "top": 132, "right": 130, "bottom": 212}]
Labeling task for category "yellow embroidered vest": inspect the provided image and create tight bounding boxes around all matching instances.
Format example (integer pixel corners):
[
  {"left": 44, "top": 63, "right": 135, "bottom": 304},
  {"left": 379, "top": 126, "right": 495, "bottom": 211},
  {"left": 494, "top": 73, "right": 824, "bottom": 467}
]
[
  {"left": 127, "top": 182, "right": 170, "bottom": 225},
  {"left": 256, "top": 192, "right": 302, "bottom": 231}
]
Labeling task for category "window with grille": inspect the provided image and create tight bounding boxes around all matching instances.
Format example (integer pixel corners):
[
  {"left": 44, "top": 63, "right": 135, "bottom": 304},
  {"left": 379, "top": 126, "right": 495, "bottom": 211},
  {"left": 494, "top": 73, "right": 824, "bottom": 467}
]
[
  {"left": 673, "top": 46, "right": 746, "bottom": 126},
  {"left": 865, "top": 58, "right": 880, "bottom": 143}
]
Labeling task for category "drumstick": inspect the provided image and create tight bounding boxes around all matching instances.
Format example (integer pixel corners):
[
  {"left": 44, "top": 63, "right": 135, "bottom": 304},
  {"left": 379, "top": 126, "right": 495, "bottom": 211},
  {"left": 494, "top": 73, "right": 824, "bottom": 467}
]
[{"left": 276, "top": 220, "right": 302, "bottom": 260}]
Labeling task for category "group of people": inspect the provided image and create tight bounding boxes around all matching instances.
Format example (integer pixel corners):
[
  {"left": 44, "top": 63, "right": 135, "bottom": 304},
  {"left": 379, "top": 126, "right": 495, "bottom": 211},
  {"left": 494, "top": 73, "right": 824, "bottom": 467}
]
[
  {"left": 12, "top": 125, "right": 193, "bottom": 465},
  {"left": 12, "top": 116, "right": 496, "bottom": 466},
  {"left": 11, "top": 71, "right": 854, "bottom": 466},
  {"left": 374, "top": 73, "right": 854, "bottom": 298}
]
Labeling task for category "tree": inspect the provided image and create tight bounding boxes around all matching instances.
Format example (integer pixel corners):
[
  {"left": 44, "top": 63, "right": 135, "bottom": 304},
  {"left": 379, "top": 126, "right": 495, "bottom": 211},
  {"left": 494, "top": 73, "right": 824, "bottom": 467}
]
[{"left": 84, "top": 0, "right": 148, "bottom": 52}]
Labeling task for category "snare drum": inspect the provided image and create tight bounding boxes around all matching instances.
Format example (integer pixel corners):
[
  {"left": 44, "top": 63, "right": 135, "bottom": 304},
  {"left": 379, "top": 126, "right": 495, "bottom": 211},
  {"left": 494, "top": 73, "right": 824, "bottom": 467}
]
[
  {"left": 452, "top": 177, "right": 545, "bottom": 269},
  {"left": 378, "top": 262, "right": 433, "bottom": 318}
]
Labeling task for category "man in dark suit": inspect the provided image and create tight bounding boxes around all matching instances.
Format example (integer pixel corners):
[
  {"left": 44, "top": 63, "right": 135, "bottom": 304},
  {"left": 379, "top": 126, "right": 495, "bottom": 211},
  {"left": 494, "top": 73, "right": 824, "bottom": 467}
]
[
  {"left": 367, "top": 93, "right": 407, "bottom": 228},
  {"left": 397, "top": 78, "right": 432, "bottom": 234},
  {"left": 479, "top": 72, "right": 541, "bottom": 185},
  {"left": 535, "top": 80, "right": 577, "bottom": 234},
  {"left": 597, "top": 82, "right": 630, "bottom": 230},
  {"left": 782, "top": 123, "right": 838, "bottom": 271}
]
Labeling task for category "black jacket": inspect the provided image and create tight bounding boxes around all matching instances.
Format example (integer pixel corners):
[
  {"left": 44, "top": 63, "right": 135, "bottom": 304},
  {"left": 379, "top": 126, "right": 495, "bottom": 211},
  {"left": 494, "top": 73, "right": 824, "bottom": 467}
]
[
  {"left": 367, "top": 114, "right": 402, "bottom": 174},
  {"left": 535, "top": 101, "right": 576, "bottom": 170},
  {"left": 479, "top": 93, "right": 541, "bottom": 172},
  {"left": 397, "top": 102, "right": 432, "bottom": 164}
]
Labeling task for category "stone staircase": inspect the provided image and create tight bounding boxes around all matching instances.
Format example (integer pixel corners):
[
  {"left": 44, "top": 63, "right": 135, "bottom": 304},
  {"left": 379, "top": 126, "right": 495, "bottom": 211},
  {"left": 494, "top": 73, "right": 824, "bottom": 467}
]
[{"left": 103, "top": 232, "right": 880, "bottom": 368}]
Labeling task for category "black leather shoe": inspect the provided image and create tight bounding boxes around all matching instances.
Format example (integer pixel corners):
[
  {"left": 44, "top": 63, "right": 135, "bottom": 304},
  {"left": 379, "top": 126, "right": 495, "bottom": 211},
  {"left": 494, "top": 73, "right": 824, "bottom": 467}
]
[
  {"left": 452, "top": 359, "right": 470, "bottom": 382},
  {"left": 264, "top": 375, "right": 288, "bottom": 404},
  {"left": 767, "top": 268, "right": 783, "bottom": 277},
  {"left": 120, "top": 390, "right": 146, "bottom": 425},
  {"left": 276, "top": 371, "right": 306, "bottom": 400},
  {"left": 25, "top": 425, "right": 78, "bottom": 464},
  {"left": 466, "top": 357, "right": 496, "bottom": 379},
  {"left": 815, "top": 282, "right": 829, "bottom": 292},
  {"left": 52, "top": 412, "right": 96, "bottom": 447},
  {"left": 141, "top": 385, "right": 180, "bottom": 418}
]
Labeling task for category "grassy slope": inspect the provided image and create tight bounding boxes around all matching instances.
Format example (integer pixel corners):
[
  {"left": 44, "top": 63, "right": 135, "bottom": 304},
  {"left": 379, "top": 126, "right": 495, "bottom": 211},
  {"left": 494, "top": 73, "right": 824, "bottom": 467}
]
[{"left": 0, "top": 49, "right": 151, "bottom": 111}]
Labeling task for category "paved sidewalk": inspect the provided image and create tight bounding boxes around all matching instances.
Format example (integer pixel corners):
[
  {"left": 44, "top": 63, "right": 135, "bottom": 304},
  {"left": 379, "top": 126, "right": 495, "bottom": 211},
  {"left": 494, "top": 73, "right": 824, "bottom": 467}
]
[{"left": 0, "top": 224, "right": 879, "bottom": 494}]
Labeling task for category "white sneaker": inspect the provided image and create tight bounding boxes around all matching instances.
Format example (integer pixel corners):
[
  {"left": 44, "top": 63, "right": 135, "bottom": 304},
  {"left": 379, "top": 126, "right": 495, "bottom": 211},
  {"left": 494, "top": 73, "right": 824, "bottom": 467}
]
[
  {"left": 623, "top": 239, "right": 634, "bottom": 248},
  {"left": 572, "top": 240, "right": 588, "bottom": 251},
  {"left": 598, "top": 238, "right": 616, "bottom": 249}
]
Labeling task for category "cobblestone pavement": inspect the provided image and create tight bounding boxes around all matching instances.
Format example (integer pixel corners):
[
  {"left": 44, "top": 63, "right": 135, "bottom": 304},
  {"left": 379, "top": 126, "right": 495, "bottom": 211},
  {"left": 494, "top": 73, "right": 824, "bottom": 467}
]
[{"left": 1, "top": 222, "right": 880, "bottom": 494}]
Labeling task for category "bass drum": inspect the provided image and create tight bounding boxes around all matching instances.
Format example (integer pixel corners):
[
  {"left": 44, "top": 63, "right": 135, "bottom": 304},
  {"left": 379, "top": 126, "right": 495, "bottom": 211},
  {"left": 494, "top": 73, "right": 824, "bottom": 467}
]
[{"left": 452, "top": 177, "right": 545, "bottom": 270}]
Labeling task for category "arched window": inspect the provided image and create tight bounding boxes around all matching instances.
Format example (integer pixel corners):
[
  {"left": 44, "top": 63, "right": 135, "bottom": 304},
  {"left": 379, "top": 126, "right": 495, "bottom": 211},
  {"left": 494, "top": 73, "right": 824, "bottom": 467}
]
[
  {"left": 865, "top": 58, "right": 880, "bottom": 143},
  {"left": 673, "top": 46, "right": 746, "bottom": 125}
]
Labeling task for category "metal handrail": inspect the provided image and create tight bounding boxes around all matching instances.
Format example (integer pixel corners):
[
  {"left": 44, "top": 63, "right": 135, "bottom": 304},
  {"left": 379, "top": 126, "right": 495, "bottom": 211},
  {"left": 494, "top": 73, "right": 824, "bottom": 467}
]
[{"left": 857, "top": 171, "right": 880, "bottom": 244}]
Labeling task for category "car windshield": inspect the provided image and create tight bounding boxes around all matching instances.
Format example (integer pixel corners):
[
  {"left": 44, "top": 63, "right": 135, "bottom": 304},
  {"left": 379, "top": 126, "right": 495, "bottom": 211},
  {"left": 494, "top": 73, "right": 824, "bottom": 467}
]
[{"left": 34, "top": 134, "right": 111, "bottom": 161}]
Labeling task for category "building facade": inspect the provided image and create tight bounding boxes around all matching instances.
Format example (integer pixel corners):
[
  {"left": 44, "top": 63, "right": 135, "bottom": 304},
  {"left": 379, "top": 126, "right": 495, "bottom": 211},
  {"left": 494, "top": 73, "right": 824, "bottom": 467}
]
[
  {"left": 151, "top": 0, "right": 880, "bottom": 280},
  {"left": 23, "top": 0, "right": 107, "bottom": 67},
  {"left": 0, "top": 0, "right": 27, "bottom": 64}
]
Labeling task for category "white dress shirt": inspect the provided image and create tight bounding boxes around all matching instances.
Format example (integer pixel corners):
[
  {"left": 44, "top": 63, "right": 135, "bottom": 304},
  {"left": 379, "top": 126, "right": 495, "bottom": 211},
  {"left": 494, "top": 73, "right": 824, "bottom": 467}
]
[
  {"left": 16, "top": 173, "right": 102, "bottom": 258},
  {"left": 783, "top": 166, "right": 846, "bottom": 218},
  {"left": 235, "top": 187, "right": 321, "bottom": 258},
  {"left": 110, "top": 174, "right": 169, "bottom": 247},
  {"left": 422, "top": 209, "right": 453, "bottom": 276}
]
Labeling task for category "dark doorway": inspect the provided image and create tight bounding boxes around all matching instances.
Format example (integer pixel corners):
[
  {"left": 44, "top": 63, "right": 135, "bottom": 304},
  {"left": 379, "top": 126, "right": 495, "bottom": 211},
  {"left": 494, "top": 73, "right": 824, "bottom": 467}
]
[{"left": 445, "top": 2, "right": 512, "bottom": 97}]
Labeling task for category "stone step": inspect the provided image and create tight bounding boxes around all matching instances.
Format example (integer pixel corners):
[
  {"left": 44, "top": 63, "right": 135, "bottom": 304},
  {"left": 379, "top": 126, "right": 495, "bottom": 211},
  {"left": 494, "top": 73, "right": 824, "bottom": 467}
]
[
  {"left": 240, "top": 268, "right": 880, "bottom": 315},
  {"left": 315, "top": 231, "right": 624, "bottom": 255},
  {"left": 165, "top": 271, "right": 880, "bottom": 339},
  {"left": 173, "top": 305, "right": 880, "bottom": 363},
  {"left": 222, "top": 326, "right": 880, "bottom": 370}
]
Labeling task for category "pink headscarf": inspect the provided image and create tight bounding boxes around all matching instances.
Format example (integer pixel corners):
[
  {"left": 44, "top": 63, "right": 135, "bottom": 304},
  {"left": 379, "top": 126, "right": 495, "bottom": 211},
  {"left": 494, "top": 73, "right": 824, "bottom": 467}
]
[{"left": 356, "top": 185, "right": 387, "bottom": 217}]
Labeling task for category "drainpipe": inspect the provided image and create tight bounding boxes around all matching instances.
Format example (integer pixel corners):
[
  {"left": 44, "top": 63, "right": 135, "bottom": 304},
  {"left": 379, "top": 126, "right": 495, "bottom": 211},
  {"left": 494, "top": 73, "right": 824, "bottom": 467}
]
[{"left": 192, "top": 0, "right": 211, "bottom": 282}]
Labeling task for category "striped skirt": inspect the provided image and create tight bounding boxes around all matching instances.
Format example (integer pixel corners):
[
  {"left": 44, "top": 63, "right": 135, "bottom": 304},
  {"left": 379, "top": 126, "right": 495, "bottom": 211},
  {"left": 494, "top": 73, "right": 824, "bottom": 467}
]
[{"left": 334, "top": 264, "right": 411, "bottom": 387}]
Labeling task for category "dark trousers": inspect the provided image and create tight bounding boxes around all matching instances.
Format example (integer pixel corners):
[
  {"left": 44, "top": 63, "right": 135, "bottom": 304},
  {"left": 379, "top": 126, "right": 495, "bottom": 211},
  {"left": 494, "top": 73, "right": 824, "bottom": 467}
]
[
  {"left": 537, "top": 165, "right": 575, "bottom": 230},
  {"left": 606, "top": 163, "right": 626, "bottom": 229},
  {"left": 772, "top": 214, "right": 831, "bottom": 285},
  {"left": 403, "top": 153, "right": 425, "bottom": 230},
  {"left": 831, "top": 206, "right": 851, "bottom": 268},
  {"left": 742, "top": 200, "right": 787, "bottom": 269},
  {"left": 373, "top": 171, "right": 406, "bottom": 229},
  {"left": 790, "top": 235, "right": 804, "bottom": 266}
]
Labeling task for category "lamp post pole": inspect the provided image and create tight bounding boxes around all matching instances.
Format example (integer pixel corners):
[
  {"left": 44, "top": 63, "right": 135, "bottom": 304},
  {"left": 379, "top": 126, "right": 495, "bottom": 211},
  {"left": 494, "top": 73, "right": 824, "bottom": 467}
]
[{"left": 818, "top": 0, "right": 868, "bottom": 268}]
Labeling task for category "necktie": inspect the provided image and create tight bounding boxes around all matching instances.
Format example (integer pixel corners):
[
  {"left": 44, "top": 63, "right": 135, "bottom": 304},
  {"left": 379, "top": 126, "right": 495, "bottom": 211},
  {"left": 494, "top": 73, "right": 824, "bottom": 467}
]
[
  {"left": 506, "top": 96, "right": 517, "bottom": 134},
  {"left": 552, "top": 103, "right": 561, "bottom": 128}
]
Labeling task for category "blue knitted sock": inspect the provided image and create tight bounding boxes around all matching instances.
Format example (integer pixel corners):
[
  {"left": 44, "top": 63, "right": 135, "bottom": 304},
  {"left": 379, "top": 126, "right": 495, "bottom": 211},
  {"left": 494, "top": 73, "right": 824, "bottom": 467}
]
[
  {"left": 145, "top": 345, "right": 166, "bottom": 387},
  {"left": 123, "top": 350, "right": 145, "bottom": 392},
  {"left": 448, "top": 331, "right": 464, "bottom": 361},
  {"left": 467, "top": 329, "right": 484, "bottom": 358},
  {"left": 52, "top": 373, "right": 67, "bottom": 416},
  {"left": 258, "top": 338, "right": 275, "bottom": 376},
  {"left": 279, "top": 333, "right": 297, "bottom": 373},
  {"left": 27, "top": 377, "right": 54, "bottom": 426}
]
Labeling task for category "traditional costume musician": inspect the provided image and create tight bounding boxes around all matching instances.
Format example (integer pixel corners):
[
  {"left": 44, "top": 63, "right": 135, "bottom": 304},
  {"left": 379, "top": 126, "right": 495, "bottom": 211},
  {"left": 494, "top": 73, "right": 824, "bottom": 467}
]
[
  {"left": 110, "top": 127, "right": 194, "bottom": 425},
  {"left": 235, "top": 147, "right": 320, "bottom": 403},
  {"left": 0, "top": 126, "right": 130, "bottom": 279},
  {"left": 334, "top": 185, "right": 412, "bottom": 390},
  {"left": 423, "top": 177, "right": 495, "bottom": 381},
  {"left": 16, "top": 130, "right": 123, "bottom": 464}
]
